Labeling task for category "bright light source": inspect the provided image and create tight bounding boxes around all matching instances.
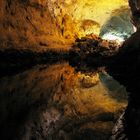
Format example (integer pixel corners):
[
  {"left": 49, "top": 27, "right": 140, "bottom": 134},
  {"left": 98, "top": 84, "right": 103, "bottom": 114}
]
[
  {"left": 102, "top": 33, "right": 124, "bottom": 42},
  {"left": 133, "top": 25, "right": 137, "bottom": 32}
]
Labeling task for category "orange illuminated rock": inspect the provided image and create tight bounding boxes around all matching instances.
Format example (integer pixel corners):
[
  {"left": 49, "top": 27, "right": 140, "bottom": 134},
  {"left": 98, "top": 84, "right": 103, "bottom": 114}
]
[
  {"left": 0, "top": 0, "right": 68, "bottom": 52},
  {"left": 30, "top": 0, "right": 47, "bottom": 6}
]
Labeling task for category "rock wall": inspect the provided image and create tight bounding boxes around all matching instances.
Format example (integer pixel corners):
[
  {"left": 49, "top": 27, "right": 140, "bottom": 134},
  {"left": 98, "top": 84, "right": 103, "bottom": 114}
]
[
  {"left": 100, "top": 7, "right": 134, "bottom": 41},
  {"left": 117, "top": 1, "right": 140, "bottom": 139},
  {"left": 0, "top": 0, "right": 129, "bottom": 52},
  {"left": 48, "top": 0, "right": 128, "bottom": 37},
  {"left": 0, "top": 0, "right": 67, "bottom": 52},
  {"left": 129, "top": 0, "right": 140, "bottom": 29}
]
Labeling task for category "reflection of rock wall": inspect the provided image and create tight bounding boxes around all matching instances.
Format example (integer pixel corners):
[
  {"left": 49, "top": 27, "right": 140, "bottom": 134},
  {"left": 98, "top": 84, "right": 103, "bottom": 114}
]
[{"left": 0, "top": 63, "right": 127, "bottom": 140}]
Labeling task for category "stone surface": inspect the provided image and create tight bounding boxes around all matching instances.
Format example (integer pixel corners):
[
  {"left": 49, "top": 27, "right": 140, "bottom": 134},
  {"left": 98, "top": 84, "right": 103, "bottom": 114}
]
[
  {"left": 0, "top": 0, "right": 130, "bottom": 52},
  {"left": 0, "top": 0, "right": 69, "bottom": 52},
  {"left": 0, "top": 63, "right": 127, "bottom": 140},
  {"left": 129, "top": 0, "right": 140, "bottom": 29},
  {"left": 100, "top": 7, "right": 134, "bottom": 41},
  {"left": 69, "top": 28, "right": 140, "bottom": 140},
  {"left": 1, "top": 0, "right": 140, "bottom": 140},
  {"left": 48, "top": 0, "right": 129, "bottom": 37}
]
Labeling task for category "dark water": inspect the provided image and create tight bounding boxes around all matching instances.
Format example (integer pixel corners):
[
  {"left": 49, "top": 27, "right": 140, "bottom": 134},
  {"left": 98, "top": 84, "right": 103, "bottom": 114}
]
[{"left": 0, "top": 62, "right": 128, "bottom": 140}]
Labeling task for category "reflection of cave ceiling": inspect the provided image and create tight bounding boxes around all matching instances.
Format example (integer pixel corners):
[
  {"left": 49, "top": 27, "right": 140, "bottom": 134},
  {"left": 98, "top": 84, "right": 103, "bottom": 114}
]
[{"left": 48, "top": 0, "right": 129, "bottom": 37}]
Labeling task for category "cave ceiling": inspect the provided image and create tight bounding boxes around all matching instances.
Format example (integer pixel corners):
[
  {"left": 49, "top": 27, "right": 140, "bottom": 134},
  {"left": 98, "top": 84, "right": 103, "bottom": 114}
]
[
  {"left": 0, "top": 0, "right": 132, "bottom": 52},
  {"left": 49, "top": 0, "right": 129, "bottom": 37}
]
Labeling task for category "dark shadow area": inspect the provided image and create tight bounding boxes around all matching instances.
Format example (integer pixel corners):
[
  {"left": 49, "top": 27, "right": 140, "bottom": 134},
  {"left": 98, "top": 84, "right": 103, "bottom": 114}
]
[{"left": 0, "top": 49, "right": 69, "bottom": 78}]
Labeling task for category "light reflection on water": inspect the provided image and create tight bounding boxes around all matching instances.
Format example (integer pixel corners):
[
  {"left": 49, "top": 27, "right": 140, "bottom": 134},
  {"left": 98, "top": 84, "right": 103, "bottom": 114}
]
[{"left": 0, "top": 62, "right": 128, "bottom": 140}]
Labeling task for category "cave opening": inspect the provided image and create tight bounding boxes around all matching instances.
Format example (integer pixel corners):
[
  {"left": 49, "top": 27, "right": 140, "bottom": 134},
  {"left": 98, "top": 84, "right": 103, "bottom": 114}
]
[{"left": 100, "top": 6, "right": 135, "bottom": 43}]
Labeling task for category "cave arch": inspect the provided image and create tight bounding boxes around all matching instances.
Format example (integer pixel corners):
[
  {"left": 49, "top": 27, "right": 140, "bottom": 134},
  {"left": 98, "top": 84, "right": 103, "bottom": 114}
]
[{"left": 100, "top": 6, "right": 134, "bottom": 42}]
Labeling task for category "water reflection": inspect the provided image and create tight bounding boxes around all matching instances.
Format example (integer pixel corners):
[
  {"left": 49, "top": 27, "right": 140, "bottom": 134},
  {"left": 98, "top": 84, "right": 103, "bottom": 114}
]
[{"left": 0, "top": 62, "right": 127, "bottom": 140}]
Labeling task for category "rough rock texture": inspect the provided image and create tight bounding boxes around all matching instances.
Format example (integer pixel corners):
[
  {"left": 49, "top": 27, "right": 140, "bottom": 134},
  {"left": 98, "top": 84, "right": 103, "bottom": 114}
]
[
  {"left": 0, "top": 0, "right": 69, "bottom": 52},
  {"left": 69, "top": 23, "right": 140, "bottom": 140},
  {"left": 0, "top": 0, "right": 139, "bottom": 140},
  {"left": 69, "top": 28, "right": 140, "bottom": 139},
  {"left": 113, "top": 30, "right": 140, "bottom": 140},
  {"left": 0, "top": 0, "right": 130, "bottom": 52},
  {"left": 111, "top": 113, "right": 127, "bottom": 140},
  {"left": 129, "top": 0, "right": 140, "bottom": 29},
  {"left": 100, "top": 6, "right": 134, "bottom": 41},
  {"left": 48, "top": 0, "right": 128, "bottom": 37},
  {"left": 0, "top": 63, "right": 127, "bottom": 140},
  {"left": 69, "top": 34, "right": 121, "bottom": 71},
  {"left": 111, "top": 1, "right": 140, "bottom": 139}
]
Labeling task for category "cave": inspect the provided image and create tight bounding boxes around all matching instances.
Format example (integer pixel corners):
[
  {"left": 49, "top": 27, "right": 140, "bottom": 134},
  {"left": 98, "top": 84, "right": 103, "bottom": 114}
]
[{"left": 0, "top": 0, "right": 140, "bottom": 140}]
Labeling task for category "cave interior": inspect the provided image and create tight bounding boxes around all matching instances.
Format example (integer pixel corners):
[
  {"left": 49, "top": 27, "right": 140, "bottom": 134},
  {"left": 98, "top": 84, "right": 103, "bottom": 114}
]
[{"left": 0, "top": 0, "right": 140, "bottom": 140}]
